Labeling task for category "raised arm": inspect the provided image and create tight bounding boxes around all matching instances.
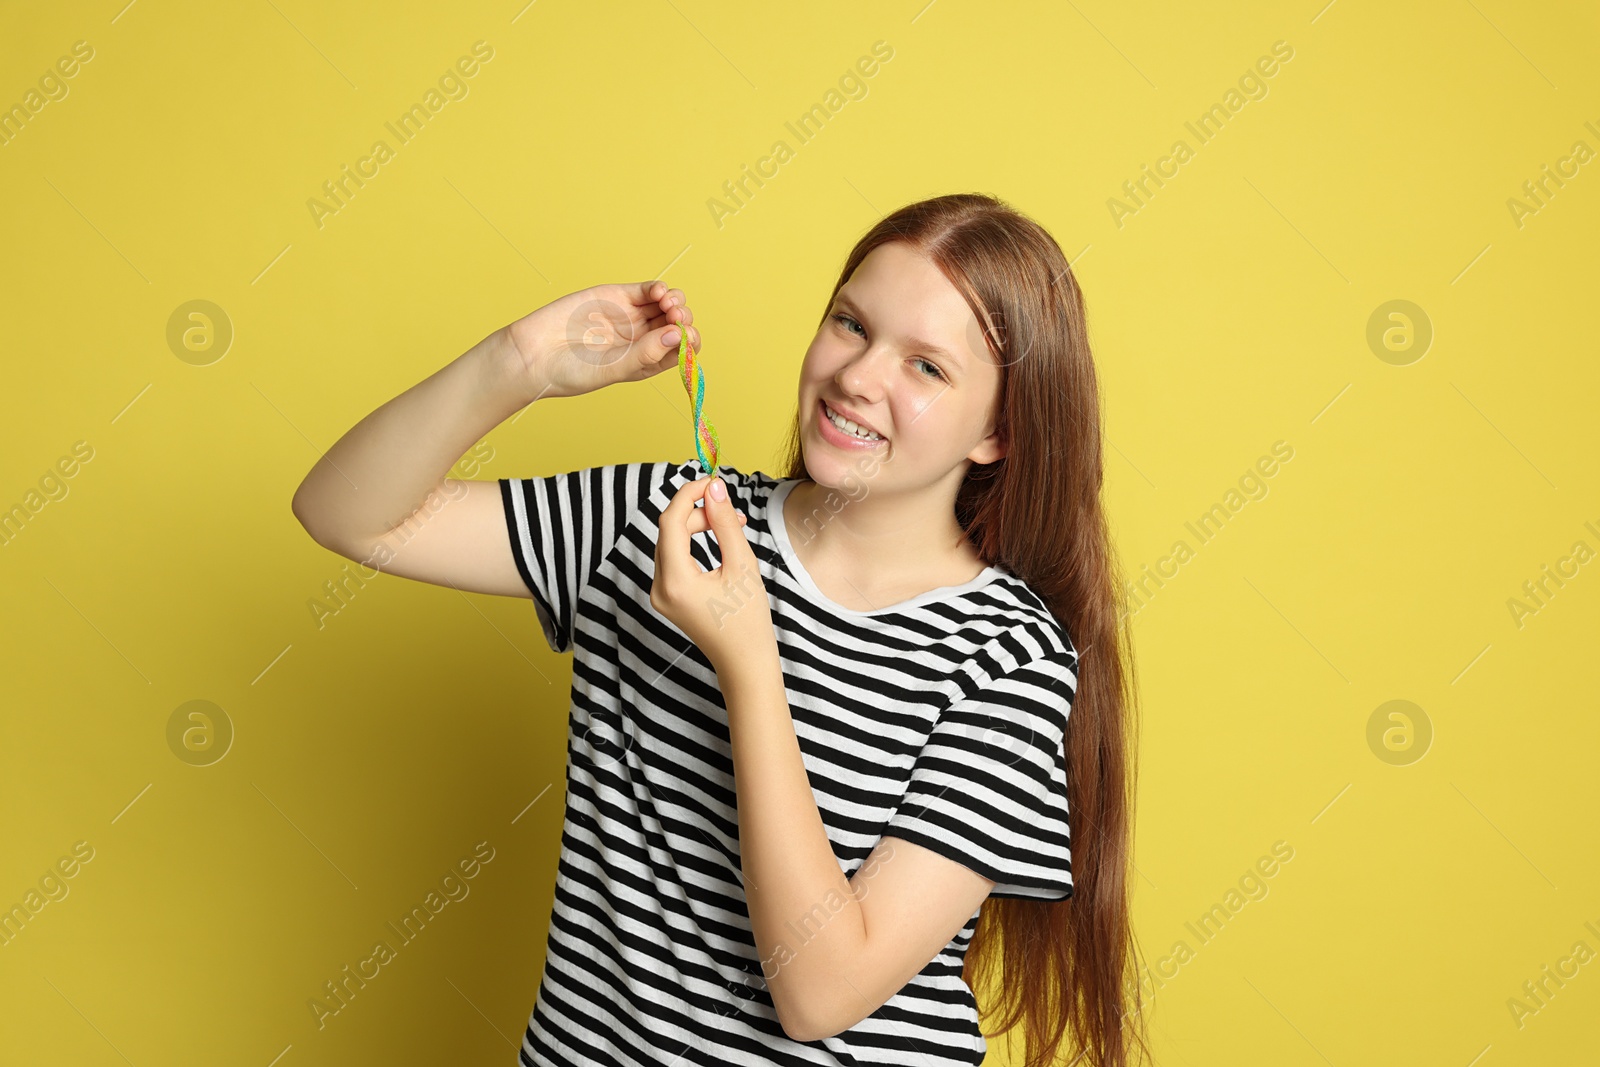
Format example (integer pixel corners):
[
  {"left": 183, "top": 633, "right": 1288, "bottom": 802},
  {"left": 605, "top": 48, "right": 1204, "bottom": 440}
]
[{"left": 289, "top": 281, "right": 699, "bottom": 597}]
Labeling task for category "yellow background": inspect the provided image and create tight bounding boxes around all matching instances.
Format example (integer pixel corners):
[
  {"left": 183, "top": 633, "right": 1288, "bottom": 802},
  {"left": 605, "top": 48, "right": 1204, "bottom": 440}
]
[{"left": 2, "top": 1, "right": 1596, "bottom": 1064}]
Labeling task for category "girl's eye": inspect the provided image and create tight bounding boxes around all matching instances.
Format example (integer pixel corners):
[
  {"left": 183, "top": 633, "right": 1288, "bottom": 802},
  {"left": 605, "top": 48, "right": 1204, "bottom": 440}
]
[{"left": 833, "top": 313, "right": 946, "bottom": 381}]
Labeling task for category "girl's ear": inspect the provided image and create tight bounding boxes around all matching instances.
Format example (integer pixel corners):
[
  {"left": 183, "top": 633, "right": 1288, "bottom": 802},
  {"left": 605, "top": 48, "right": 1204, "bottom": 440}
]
[{"left": 970, "top": 428, "right": 1006, "bottom": 466}]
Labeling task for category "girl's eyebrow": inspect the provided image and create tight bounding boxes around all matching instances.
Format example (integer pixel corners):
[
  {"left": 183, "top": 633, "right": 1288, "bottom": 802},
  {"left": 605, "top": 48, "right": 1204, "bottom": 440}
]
[{"left": 835, "top": 292, "right": 965, "bottom": 367}]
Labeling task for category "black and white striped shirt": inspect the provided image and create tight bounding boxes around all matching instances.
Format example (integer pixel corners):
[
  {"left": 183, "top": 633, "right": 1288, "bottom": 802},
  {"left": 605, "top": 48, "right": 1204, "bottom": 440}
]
[{"left": 498, "top": 459, "right": 1077, "bottom": 1066}]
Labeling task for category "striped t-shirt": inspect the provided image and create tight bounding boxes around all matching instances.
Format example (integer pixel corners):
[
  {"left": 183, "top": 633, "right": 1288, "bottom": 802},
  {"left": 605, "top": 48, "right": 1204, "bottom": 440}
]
[{"left": 498, "top": 459, "right": 1078, "bottom": 1067}]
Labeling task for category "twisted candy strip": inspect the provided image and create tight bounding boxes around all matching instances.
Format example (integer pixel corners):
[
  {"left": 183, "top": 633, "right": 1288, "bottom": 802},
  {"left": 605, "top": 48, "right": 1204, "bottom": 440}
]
[{"left": 676, "top": 325, "right": 720, "bottom": 477}]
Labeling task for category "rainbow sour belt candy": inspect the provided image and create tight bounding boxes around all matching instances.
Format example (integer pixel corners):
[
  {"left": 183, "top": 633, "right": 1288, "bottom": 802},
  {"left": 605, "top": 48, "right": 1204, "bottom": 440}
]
[{"left": 676, "top": 325, "right": 720, "bottom": 478}]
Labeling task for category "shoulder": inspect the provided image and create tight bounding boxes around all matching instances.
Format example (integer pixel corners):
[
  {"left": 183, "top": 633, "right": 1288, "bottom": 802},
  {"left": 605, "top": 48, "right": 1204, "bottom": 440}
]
[
  {"left": 918, "top": 576, "right": 1078, "bottom": 725},
  {"left": 937, "top": 629, "right": 1079, "bottom": 747},
  {"left": 944, "top": 571, "right": 1077, "bottom": 674}
]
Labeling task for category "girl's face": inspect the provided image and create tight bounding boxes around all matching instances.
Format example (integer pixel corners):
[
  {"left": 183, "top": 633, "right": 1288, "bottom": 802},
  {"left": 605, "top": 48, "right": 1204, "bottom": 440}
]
[{"left": 798, "top": 241, "right": 1005, "bottom": 491}]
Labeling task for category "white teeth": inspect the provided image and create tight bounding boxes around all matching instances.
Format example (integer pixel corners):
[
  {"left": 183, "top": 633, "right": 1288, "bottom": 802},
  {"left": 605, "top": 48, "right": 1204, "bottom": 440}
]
[{"left": 824, "top": 402, "right": 882, "bottom": 440}]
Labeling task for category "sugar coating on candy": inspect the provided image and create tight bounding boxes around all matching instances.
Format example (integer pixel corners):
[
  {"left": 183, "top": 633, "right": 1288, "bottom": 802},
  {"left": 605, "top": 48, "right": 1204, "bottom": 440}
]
[{"left": 676, "top": 326, "right": 720, "bottom": 477}]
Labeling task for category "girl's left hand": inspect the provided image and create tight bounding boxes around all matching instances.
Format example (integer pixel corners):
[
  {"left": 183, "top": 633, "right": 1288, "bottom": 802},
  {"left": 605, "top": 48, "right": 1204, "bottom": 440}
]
[{"left": 651, "top": 475, "right": 776, "bottom": 673}]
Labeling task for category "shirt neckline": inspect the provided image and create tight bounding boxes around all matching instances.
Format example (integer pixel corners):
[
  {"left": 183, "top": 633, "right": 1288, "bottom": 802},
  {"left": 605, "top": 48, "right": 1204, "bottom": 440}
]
[{"left": 767, "top": 478, "right": 1006, "bottom": 618}]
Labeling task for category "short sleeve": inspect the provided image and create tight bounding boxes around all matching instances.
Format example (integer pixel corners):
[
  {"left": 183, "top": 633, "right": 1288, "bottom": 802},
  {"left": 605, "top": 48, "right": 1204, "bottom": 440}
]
[
  {"left": 498, "top": 460, "right": 674, "bottom": 653},
  {"left": 883, "top": 652, "right": 1078, "bottom": 901}
]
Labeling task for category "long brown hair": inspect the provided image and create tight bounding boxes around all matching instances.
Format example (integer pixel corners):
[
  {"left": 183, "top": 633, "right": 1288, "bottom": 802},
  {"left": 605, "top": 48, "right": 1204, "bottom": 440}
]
[{"left": 775, "top": 193, "right": 1151, "bottom": 1067}]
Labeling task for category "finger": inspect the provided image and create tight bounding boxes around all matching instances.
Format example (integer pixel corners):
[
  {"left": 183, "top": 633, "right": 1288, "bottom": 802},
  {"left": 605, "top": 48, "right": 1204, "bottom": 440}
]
[
  {"left": 656, "top": 476, "right": 712, "bottom": 566},
  {"left": 648, "top": 321, "right": 701, "bottom": 358},
  {"left": 633, "top": 280, "right": 667, "bottom": 306},
  {"left": 643, "top": 302, "right": 693, "bottom": 334},
  {"left": 684, "top": 503, "right": 747, "bottom": 536},
  {"left": 703, "top": 477, "right": 746, "bottom": 540}
]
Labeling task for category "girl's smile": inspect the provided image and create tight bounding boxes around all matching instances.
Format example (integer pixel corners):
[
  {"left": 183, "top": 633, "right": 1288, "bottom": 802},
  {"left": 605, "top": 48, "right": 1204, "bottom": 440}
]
[{"left": 817, "top": 397, "right": 889, "bottom": 449}]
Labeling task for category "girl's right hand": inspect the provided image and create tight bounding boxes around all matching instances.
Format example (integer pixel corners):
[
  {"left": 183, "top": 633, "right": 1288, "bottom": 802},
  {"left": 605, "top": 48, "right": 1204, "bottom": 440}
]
[{"left": 502, "top": 280, "right": 700, "bottom": 402}]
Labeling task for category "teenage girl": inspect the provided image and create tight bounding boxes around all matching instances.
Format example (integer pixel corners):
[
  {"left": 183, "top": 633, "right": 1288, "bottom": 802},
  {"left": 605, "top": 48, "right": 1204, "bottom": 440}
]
[{"left": 292, "top": 193, "right": 1148, "bottom": 1067}]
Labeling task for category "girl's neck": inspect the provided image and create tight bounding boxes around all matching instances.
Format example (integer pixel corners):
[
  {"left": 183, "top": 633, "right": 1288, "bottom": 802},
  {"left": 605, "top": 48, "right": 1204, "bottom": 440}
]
[{"left": 782, "top": 478, "right": 988, "bottom": 606}]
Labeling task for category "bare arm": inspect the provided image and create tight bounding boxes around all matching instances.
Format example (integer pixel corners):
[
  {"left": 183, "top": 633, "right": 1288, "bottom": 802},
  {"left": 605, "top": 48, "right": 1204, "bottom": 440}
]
[
  {"left": 718, "top": 655, "right": 995, "bottom": 1042},
  {"left": 289, "top": 280, "right": 700, "bottom": 597},
  {"left": 290, "top": 326, "right": 531, "bottom": 586}
]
